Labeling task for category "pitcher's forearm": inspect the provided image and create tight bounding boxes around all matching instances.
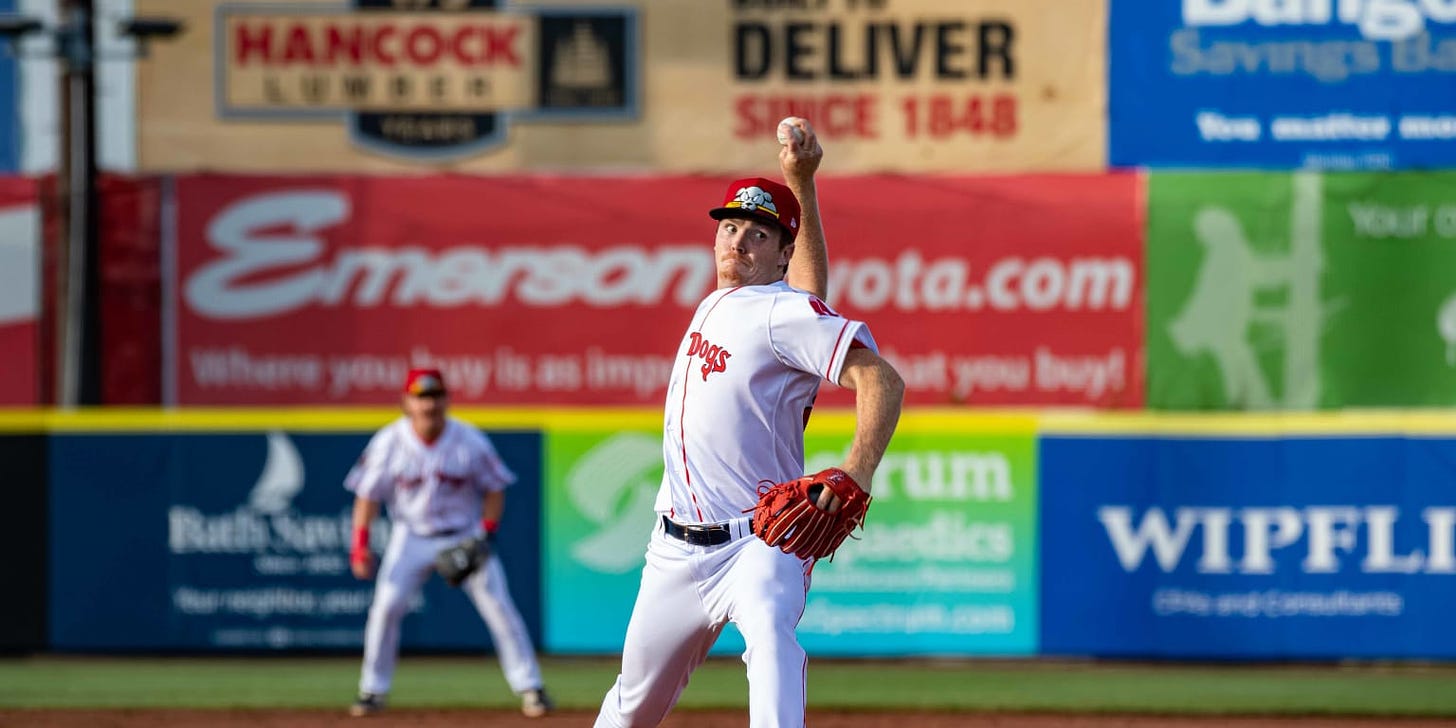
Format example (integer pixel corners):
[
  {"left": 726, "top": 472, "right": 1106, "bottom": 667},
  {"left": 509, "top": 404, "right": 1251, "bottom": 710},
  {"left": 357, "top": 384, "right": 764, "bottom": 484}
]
[
  {"left": 838, "top": 353, "right": 906, "bottom": 491},
  {"left": 786, "top": 177, "right": 827, "bottom": 299}
]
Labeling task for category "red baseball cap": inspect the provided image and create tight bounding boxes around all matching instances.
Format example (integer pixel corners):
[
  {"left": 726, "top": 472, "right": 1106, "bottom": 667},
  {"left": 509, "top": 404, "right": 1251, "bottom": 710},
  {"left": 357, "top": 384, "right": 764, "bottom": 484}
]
[
  {"left": 403, "top": 368, "right": 447, "bottom": 396},
  {"left": 708, "top": 177, "right": 800, "bottom": 241}
]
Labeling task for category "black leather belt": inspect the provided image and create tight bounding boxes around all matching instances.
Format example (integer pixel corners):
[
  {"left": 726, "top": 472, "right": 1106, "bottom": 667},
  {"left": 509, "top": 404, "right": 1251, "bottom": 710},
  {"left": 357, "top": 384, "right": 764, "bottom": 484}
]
[
  {"left": 421, "top": 526, "right": 468, "bottom": 539},
  {"left": 661, "top": 515, "right": 731, "bottom": 546}
]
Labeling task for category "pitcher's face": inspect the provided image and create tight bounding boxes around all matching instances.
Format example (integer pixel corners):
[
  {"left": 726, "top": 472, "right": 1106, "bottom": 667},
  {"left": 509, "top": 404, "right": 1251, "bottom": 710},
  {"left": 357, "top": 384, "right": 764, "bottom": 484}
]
[{"left": 714, "top": 218, "right": 793, "bottom": 288}]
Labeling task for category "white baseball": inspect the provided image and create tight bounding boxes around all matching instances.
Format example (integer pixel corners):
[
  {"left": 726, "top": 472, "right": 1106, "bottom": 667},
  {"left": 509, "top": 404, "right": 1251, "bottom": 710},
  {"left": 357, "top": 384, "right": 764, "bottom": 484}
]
[{"left": 776, "top": 117, "right": 805, "bottom": 146}]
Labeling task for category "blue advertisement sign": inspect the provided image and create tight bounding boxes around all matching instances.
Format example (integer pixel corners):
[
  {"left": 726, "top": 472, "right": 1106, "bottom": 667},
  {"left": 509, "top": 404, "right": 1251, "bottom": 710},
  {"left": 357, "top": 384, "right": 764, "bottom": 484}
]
[
  {"left": 50, "top": 429, "right": 541, "bottom": 651},
  {"left": 1111, "top": 0, "right": 1456, "bottom": 169},
  {"left": 1041, "top": 434, "right": 1456, "bottom": 659},
  {"left": 0, "top": 0, "right": 14, "bottom": 173}
]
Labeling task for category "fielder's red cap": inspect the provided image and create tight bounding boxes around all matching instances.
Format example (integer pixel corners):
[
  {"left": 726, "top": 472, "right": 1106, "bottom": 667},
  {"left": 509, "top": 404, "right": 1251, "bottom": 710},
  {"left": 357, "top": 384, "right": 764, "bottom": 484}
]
[
  {"left": 708, "top": 177, "right": 800, "bottom": 241},
  {"left": 403, "top": 368, "right": 446, "bottom": 396}
]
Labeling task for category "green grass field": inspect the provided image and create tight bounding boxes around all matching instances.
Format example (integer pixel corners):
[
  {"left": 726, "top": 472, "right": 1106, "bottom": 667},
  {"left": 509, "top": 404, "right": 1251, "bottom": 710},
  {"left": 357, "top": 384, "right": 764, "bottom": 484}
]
[{"left": 4, "top": 656, "right": 1456, "bottom": 717}]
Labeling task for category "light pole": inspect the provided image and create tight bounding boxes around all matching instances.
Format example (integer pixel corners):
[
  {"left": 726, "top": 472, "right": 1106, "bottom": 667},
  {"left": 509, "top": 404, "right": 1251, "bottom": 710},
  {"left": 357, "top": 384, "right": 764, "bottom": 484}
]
[
  {"left": 58, "top": 0, "right": 98, "bottom": 408},
  {"left": 0, "top": 1, "right": 179, "bottom": 407}
]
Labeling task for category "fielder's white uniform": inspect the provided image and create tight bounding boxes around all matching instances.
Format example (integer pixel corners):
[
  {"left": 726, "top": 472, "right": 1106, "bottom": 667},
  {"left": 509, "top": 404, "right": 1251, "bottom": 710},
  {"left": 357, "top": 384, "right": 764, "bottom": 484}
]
[
  {"left": 346, "top": 416, "right": 543, "bottom": 697},
  {"left": 595, "top": 280, "right": 877, "bottom": 728}
]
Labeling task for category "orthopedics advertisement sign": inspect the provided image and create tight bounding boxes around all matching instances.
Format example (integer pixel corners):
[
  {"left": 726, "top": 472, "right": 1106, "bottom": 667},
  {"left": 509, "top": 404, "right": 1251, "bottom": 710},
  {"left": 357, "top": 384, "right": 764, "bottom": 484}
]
[
  {"left": 1111, "top": 0, "right": 1456, "bottom": 169},
  {"left": 49, "top": 429, "right": 542, "bottom": 650},
  {"left": 0, "top": 176, "right": 39, "bottom": 404},
  {"left": 136, "top": 0, "right": 1104, "bottom": 173},
  {"left": 798, "top": 427, "right": 1038, "bottom": 655},
  {"left": 1148, "top": 171, "right": 1456, "bottom": 410},
  {"left": 1041, "top": 433, "right": 1456, "bottom": 659},
  {"left": 168, "top": 173, "right": 1143, "bottom": 407},
  {"left": 544, "top": 421, "right": 1039, "bottom": 656}
]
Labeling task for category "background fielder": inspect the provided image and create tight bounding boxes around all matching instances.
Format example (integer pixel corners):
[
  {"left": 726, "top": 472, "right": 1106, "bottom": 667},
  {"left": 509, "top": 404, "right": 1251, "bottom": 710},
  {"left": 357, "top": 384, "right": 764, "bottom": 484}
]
[{"left": 345, "top": 367, "right": 552, "bottom": 718}]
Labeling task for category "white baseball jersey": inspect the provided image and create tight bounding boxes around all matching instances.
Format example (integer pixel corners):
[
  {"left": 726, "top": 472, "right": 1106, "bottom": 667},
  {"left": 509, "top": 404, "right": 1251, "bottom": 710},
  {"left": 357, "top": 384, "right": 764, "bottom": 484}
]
[
  {"left": 658, "top": 280, "right": 877, "bottom": 523},
  {"left": 345, "top": 417, "right": 515, "bottom": 536}
]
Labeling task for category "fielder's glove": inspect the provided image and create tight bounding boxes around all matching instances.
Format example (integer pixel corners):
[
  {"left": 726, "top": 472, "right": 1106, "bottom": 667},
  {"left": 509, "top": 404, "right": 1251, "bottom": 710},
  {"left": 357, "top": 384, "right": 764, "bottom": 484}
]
[
  {"left": 750, "top": 467, "right": 871, "bottom": 560},
  {"left": 434, "top": 533, "right": 492, "bottom": 588}
]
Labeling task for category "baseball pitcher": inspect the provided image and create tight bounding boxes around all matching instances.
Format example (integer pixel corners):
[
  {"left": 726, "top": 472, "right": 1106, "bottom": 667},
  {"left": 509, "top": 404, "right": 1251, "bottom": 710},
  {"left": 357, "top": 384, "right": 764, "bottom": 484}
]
[{"left": 592, "top": 118, "right": 906, "bottom": 728}]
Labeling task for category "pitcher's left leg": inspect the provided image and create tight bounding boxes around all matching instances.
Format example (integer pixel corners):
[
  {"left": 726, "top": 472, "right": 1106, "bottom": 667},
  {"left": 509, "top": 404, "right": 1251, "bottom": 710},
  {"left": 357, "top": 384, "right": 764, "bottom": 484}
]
[
  {"left": 596, "top": 532, "right": 722, "bottom": 728},
  {"left": 726, "top": 538, "right": 813, "bottom": 728}
]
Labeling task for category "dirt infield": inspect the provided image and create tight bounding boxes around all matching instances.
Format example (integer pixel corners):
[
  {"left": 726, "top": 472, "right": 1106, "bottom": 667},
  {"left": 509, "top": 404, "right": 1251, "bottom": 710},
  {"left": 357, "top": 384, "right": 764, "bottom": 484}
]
[{"left": 5, "top": 710, "right": 1456, "bottom": 727}]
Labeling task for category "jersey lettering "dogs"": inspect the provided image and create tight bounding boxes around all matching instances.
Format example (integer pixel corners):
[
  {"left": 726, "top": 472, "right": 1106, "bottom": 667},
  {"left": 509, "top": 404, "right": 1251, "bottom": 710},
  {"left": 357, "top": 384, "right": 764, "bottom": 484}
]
[{"left": 658, "top": 281, "right": 877, "bottom": 523}]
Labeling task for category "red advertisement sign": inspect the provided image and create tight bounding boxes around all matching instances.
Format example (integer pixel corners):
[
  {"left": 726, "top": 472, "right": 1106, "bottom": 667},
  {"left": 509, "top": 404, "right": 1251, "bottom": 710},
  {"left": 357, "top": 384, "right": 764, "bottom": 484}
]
[
  {"left": 99, "top": 175, "right": 165, "bottom": 405},
  {"left": 170, "top": 173, "right": 1143, "bottom": 407},
  {"left": 0, "top": 177, "right": 39, "bottom": 406}
]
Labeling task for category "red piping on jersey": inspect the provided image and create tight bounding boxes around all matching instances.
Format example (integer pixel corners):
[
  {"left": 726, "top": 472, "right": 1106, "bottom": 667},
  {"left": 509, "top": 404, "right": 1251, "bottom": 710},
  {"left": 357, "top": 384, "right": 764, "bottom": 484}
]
[
  {"left": 678, "top": 286, "right": 743, "bottom": 522},
  {"left": 677, "top": 353, "right": 703, "bottom": 522},
  {"left": 824, "top": 321, "right": 852, "bottom": 382}
]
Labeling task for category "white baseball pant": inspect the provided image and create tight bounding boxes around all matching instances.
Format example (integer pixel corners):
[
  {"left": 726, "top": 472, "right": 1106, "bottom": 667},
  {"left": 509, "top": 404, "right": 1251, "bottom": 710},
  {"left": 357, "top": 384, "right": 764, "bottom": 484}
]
[{"left": 594, "top": 516, "right": 813, "bottom": 728}]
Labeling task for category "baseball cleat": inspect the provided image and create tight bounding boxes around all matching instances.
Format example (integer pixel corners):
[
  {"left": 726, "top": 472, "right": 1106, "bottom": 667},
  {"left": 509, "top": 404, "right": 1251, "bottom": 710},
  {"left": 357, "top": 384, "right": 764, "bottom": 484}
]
[
  {"left": 349, "top": 692, "right": 386, "bottom": 717},
  {"left": 521, "top": 687, "right": 554, "bottom": 718}
]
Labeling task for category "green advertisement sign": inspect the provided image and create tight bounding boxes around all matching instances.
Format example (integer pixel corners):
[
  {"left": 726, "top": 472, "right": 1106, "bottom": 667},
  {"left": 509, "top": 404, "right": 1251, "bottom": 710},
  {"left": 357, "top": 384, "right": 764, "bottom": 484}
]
[
  {"left": 1149, "top": 172, "right": 1456, "bottom": 409},
  {"left": 544, "top": 425, "right": 1039, "bottom": 656},
  {"left": 798, "top": 431, "right": 1038, "bottom": 656},
  {"left": 543, "top": 429, "right": 681, "bottom": 654}
]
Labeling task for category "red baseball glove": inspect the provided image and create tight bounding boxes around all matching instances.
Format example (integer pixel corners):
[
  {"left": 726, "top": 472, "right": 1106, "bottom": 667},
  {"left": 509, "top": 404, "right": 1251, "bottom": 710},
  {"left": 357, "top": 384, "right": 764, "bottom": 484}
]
[{"left": 750, "top": 467, "right": 871, "bottom": 560}]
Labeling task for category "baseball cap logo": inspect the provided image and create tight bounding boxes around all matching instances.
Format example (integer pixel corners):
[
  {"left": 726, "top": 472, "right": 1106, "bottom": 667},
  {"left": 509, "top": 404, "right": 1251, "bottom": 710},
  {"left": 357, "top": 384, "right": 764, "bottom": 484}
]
[
  {"left": 726, "top": 186, "right": 779, "bottom": 216},
  {"left": 409, "top": 374, "right": 442, "bottom": 395},
  {"left": 403, "top": 367, "right": 447, "bottom": 396},
  {"left": 708, "top": 177, "right": 801, "bottom": 241}
]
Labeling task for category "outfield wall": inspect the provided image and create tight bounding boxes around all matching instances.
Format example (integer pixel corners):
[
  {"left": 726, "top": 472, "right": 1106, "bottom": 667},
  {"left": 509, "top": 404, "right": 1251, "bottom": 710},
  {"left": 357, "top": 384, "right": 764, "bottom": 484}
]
[{"left": 8, "top": 408, "right": 1456, "bottom": 659}]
